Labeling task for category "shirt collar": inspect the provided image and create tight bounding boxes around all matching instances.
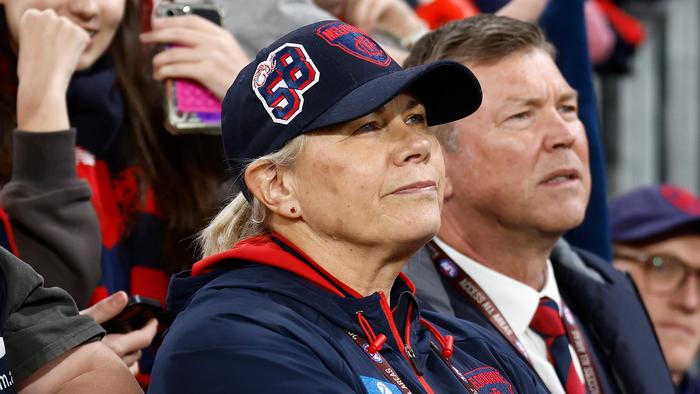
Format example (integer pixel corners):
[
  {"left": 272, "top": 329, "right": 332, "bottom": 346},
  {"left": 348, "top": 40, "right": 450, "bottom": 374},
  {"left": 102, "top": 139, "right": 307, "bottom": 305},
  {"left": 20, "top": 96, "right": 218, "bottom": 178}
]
[{"left": 434, "top": 238, "right": 564, "bottom": 337}]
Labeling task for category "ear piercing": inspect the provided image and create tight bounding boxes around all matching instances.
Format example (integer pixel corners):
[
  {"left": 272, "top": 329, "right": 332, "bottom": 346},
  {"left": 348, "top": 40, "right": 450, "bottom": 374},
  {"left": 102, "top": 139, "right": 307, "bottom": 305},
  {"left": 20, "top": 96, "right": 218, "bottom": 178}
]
[{"left": 290, "top": 207, "right": 297, "bottom": 214}]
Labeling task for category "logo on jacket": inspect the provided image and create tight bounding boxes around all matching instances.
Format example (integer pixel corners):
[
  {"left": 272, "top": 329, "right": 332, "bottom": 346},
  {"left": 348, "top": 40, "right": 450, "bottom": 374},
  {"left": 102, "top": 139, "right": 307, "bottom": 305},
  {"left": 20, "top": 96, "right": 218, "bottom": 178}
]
[
  {"left": 439, "top": 259, "right": 459, "bottom": 278},
  {"left": 360, "top": 376, "right": 402, "bottom": 394},
  {"left": 464, "top": 367, "right": 514, "bottom": 394},
  {"left": 252, "top": 43, "right": 320, "bottom": 124},
  {"left": 362, "top": 343, "right": 384, "bottom": 363},
  {"left": 316, "top": 22, "right": 392, "bottom": 67}
]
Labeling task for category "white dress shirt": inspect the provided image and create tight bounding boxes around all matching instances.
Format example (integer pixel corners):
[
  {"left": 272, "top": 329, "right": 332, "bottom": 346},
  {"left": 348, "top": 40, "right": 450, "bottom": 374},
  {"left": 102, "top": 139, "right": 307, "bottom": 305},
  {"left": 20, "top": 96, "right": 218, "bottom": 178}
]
[{"left": 434, "top": 238, "right": 584, "bottom": 394}]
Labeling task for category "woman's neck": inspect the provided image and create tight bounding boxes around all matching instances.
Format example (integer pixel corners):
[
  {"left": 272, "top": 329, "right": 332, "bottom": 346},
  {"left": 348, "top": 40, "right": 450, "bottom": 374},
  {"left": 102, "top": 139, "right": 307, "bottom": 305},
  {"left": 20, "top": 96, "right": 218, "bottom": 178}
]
[{"left": 275, "top": 226, "right": 416, "bottom": 302}]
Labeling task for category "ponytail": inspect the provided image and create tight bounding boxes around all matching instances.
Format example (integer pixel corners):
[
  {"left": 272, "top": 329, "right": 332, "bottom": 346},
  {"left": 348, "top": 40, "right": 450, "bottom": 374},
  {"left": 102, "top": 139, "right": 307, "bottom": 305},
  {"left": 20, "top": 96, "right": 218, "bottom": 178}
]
[{"left": 198, "top": 135, "right": 306, "bottom": 257}]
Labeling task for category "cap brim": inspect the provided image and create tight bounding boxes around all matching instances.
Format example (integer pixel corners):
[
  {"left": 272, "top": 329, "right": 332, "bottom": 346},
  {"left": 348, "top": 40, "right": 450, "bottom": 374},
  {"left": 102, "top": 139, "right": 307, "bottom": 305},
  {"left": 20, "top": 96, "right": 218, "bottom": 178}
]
[
  {"left": 305, "top": 60, "right": 482, "bottom": 131},
  {"left": 613, "top": 216, "right": 700, "bottom": 242}
]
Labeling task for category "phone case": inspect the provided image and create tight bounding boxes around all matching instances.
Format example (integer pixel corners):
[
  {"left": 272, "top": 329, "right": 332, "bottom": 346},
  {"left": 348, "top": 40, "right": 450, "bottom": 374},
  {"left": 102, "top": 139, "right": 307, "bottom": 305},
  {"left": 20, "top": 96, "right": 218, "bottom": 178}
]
[
  {"left": 155, "top": 1, "right": 224, "bottom": 135},
  {"left": 164, "top": 77, "right": 222, "bottom": 135}
]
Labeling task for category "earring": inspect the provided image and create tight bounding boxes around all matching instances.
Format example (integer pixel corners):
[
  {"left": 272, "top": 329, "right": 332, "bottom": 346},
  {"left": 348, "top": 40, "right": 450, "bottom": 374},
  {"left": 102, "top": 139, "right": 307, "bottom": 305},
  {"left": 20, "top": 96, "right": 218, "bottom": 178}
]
[{"left": 290, "top": 207, "right": 297, "bottom": 214}]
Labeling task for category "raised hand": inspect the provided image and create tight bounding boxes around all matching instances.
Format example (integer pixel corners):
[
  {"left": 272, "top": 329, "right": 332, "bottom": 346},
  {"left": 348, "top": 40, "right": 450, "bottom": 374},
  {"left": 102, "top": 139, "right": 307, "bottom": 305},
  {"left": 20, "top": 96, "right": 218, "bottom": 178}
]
[
  {"left": 15, "top": 8, "right": 89, "bottom": 132},
  {"left": 140, "top": 15, "right": 249, "bottom": 101}
]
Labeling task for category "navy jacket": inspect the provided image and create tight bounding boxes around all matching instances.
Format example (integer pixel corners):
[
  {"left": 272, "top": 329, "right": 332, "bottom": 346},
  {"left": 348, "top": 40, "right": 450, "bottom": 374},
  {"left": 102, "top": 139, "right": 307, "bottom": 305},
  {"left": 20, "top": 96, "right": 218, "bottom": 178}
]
[
  {"left": 150, "top": 235, "right": 548, "bottom": 393},
  {"left": 406, "top": 239, "right": 675, "bottom": 394},
  {"left": 678, "top": 373, "right": 700, "bottom": 394}
]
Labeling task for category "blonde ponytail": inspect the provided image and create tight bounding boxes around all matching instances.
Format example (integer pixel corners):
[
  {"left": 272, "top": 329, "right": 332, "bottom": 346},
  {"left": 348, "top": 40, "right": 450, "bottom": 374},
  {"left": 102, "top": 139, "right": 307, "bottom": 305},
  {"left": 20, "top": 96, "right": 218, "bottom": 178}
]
[{"left": 199, "top": 135, "right": 306, "bottom": 257}]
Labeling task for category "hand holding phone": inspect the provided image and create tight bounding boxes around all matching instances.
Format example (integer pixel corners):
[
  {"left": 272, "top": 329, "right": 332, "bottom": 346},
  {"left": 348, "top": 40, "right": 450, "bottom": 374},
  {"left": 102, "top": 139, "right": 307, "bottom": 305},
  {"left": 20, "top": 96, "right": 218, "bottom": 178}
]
[
  {"left": 80, "top": 292, "right": 160, "bottom": 374},
  {"left": 141, "top": 2, "right": 249, "bottom": 134}
]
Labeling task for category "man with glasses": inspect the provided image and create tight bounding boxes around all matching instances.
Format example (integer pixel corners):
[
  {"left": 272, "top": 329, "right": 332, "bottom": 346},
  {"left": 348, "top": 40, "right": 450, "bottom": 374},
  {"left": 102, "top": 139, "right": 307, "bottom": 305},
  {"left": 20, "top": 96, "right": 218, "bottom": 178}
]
[{"left": 612, "top": 184, "right": 700, "bottom": 394}]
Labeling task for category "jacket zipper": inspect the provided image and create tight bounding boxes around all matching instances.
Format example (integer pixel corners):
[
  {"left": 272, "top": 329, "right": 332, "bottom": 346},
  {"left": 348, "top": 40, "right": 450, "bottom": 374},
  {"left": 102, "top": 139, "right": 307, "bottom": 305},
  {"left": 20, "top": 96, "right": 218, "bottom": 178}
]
[{"left": 379, "top": 292, "right": 434, "bottom": 394}]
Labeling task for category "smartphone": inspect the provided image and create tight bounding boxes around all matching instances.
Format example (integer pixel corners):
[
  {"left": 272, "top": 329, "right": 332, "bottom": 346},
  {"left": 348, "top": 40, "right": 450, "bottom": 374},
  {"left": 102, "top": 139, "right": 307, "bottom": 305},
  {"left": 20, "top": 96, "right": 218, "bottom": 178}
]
[
  {"left": 102, "top": 295, "right": 164, "bottom": 334},
  {"left": 153, "top": 1, "right": 224, "bottom": 135}
]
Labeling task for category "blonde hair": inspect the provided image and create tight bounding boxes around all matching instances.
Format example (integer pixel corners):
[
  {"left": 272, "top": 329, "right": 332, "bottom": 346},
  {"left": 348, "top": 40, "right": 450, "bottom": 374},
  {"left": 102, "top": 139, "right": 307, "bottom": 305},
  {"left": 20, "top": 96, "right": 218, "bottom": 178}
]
[{"left": 199, "top": 135, "right": 306, "bottom": 257}]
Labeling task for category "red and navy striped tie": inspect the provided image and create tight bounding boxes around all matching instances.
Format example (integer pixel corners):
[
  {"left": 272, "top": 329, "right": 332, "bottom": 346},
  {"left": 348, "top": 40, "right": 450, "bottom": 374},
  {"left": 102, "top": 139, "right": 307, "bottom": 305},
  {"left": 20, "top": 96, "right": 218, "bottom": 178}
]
[{"left": 530, "top": 297, "right": 586, "bottom": 394}]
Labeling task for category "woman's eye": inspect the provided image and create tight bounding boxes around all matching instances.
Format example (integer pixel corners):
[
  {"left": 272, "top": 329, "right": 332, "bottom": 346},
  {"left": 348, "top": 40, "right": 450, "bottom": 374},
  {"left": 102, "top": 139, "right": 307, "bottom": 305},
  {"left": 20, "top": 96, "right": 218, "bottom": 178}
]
[
  {"left": 406, "top": 113, "right": 426, "bottom": 125},
  {"left": 355, "top": 122, "right": 379, "bottom": 134}
]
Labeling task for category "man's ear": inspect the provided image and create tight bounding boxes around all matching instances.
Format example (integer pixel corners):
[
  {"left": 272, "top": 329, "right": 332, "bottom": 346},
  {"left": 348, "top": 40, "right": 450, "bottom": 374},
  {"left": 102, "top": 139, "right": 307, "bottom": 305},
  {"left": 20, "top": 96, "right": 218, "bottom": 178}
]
[
  {"left": 244, "top": 162, "right": 300, "bottom": 219},
  {"left": 443, "top": 173, "right": 454, "bottom": 200}
]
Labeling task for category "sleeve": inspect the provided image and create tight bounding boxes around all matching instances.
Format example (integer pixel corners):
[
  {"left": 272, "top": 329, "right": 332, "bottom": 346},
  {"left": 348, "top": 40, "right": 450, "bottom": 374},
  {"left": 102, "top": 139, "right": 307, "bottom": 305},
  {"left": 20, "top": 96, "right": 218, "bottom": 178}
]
[
  {"left": 149, "top": 313, "right": 357, "bottom": 394},
  {"left": 0, "top": 247, "right": 105, "bottom": 384},
  {"left": 0, "top": 129, "right": 101, "bottom": 308}
]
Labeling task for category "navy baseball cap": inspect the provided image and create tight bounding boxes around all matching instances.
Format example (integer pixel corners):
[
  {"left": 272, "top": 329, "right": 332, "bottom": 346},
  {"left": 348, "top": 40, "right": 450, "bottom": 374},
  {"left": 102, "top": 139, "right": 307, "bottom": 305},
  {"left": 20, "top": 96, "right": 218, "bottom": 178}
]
[
  {"left": 610, "top": 184, "right": 700, "bottom": 242},
  {"left": 221, "top": 20, "right": 482, "bottom": 201}
]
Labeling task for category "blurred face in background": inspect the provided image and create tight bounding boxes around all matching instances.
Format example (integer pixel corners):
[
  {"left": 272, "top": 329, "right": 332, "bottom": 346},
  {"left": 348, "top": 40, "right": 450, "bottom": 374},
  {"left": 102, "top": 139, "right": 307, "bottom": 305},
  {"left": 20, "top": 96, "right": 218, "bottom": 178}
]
[
  {"left": 614, "top": 232, "right": 700, "bottom": 383},
  {"left": 2, "top": 0, "right": 126, "bottom": 70}
]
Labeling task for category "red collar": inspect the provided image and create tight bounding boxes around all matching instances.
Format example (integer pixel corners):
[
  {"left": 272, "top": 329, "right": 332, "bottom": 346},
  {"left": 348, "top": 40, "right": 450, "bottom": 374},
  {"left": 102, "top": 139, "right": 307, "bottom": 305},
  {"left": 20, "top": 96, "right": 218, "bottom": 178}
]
[{"left": 191, "top": 233, "right": 416, "bottom": 298}]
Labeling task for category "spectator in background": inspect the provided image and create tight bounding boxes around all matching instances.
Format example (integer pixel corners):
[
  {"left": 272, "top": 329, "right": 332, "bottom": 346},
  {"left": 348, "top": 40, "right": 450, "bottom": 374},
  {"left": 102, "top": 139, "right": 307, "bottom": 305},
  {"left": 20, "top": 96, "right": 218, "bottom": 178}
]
[
  {"left": 611, "top": 185, "right": 700, "bottom": 394},
  {"left": 0, "top": 0, "right": 246, "bottom": 381},
  {"left": 404, "top": 14, "right": 673, "bottom": 393}
]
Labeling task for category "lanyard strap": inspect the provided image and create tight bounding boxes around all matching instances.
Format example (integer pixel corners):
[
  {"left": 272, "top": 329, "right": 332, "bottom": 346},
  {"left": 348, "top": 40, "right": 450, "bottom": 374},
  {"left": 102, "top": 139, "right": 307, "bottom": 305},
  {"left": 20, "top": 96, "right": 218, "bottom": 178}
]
[
  {"left": 347, "top": 332, "right": 480, "bottom": 393},
  {"left": 427, "top": 241, "right": 604, "bottom": 394},
  {"left": 347, "top": 331, "right": 414, "bottom": 394},
  {"left": 428, "top": 341, "right": 478, "bottom": 394},
  {"left": 426, "top": 241, "right": 531, "bottom": 362},
  {"left": 560, "top": 304, "right": 603, "bottom": 394}
]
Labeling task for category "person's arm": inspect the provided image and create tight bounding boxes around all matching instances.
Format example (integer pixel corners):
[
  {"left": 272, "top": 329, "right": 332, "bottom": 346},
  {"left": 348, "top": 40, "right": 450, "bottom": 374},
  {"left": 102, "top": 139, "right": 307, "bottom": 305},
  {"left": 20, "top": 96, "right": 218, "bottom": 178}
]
[
  {"left": 496, "top": 0, "right": 549, "bottom": 22},
  {"left": 19, "top": 342, "right": 141, "bottom": 394},
  {"left": 317, "top": 0, "right": 428, "bottom": 42},
  {"left": 0, "top": 247, "right": 140, "bottom": 393},
  {"left": 0, "top": 130, "right": 101, "bottom": 308},
  {"left": 0, "top": 8, "right": 101, "bottom": 307}
]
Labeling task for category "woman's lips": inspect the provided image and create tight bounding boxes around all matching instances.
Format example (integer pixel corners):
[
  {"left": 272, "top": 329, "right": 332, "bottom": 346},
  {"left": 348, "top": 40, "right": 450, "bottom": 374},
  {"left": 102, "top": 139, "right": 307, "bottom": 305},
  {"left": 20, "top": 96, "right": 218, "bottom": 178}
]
[{"left": 392, "top": 180, "right": 437, "bottom": 195}]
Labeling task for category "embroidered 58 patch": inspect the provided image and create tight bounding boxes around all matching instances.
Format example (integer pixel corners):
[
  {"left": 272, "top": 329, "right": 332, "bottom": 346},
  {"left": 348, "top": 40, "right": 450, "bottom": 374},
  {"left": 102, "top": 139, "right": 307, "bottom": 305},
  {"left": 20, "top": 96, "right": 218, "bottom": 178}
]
[{"left": 252, "top": 43, "right": 320, "bottom": 124}]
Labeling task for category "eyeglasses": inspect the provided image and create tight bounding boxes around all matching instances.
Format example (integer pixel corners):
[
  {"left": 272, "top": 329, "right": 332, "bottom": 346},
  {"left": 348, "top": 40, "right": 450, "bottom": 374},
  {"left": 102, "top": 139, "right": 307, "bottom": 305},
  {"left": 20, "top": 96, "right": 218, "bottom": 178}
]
[{"left": 614, "top": 248, "right": 700, "bottom": 296}]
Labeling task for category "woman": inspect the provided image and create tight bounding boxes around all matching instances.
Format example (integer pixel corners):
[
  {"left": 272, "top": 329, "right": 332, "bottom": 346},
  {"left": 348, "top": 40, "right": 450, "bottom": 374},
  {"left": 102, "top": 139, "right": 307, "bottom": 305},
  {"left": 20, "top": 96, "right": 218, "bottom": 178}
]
[
  {"left": 0, "top": 0, "right": 245, "bottom": 378},
  {"left": 150, "top": 21, "right": 548, "bottom": 393}
]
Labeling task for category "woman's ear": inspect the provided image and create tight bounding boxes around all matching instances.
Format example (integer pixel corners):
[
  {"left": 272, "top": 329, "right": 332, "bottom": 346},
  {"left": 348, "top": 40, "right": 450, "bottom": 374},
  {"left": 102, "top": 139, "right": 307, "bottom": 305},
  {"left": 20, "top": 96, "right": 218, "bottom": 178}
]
[{"left": 244, "top": 162, "right": 300, "bottom": 219}]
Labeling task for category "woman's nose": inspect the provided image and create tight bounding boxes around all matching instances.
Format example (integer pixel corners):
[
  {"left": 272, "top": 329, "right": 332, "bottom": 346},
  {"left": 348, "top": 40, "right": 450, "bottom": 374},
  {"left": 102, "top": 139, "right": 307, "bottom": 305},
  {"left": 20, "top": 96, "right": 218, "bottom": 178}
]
[
  {"left": 394, "top": 124, "right": 432, "bottom": 166},
  {"left": 68, "top": 0, "right": 99, "bottom": 21}
]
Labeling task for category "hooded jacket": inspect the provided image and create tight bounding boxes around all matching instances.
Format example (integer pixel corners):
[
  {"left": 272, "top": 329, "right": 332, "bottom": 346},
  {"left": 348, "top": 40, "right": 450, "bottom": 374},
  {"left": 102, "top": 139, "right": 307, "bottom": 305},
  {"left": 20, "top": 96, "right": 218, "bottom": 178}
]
[
  {"left": 405, "top": 239, "right": 675, "bottom": 394},
  {"left": 149, "top": 234, "right": 548, "bottom": 393}
]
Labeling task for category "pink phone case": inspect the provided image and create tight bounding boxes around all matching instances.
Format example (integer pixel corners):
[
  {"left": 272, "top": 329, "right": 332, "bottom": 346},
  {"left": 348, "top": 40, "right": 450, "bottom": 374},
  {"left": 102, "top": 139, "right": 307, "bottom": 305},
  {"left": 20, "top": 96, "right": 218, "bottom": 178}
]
[{"left": 174, "top": 79, "right": 222, "bottom": 113}]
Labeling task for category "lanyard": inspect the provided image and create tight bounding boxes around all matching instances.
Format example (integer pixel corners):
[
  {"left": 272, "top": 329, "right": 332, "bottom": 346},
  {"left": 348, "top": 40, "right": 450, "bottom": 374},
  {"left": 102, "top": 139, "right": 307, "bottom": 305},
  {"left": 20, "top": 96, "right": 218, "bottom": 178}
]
[
  {"left": 560, "top": 305, "right": 603, "bottom": 394},
  {"left": 426, "top": 241, "right": 603, "bottom": 394},
  {"left": 347, "top": 331, "right": 479, "bottom": 393},
  {"left": 348, "top": 331, "right": 414, "bottom": 394}
]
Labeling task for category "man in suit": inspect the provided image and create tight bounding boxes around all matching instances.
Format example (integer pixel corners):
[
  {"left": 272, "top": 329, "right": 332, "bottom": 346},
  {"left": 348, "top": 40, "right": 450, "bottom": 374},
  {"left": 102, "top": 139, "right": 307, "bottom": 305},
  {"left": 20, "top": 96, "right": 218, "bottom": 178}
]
[{"left": 404, "top": 14, "right": 673, "bottom": 393}]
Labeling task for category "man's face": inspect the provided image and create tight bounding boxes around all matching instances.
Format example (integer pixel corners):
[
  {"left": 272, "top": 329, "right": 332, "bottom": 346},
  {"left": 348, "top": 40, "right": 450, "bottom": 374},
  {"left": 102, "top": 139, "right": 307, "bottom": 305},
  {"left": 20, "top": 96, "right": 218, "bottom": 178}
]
[
  {"left": 614, "top": 234, "right": 700, "bottom": 378},
  {"left": 443, "top": 49, "right": 591, "bottom": 237}
]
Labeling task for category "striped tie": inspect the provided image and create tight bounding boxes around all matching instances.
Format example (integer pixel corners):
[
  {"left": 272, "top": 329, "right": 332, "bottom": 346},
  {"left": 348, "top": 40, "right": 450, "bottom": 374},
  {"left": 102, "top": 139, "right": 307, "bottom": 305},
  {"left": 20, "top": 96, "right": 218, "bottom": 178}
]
[{"left": 529, "top": 297, "right": 586, "bottom": 394}]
